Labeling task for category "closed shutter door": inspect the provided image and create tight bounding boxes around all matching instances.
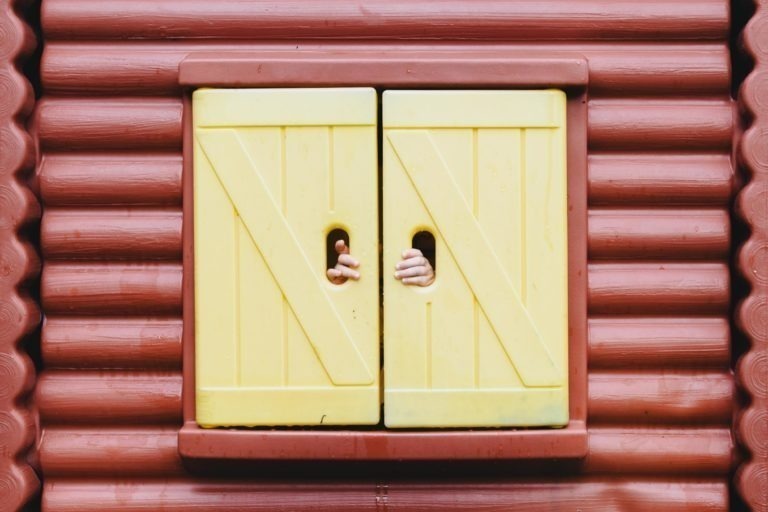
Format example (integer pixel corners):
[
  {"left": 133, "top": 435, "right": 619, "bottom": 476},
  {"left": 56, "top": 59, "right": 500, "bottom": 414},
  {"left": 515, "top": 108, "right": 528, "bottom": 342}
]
[
  {"left": 194, "top": 88, "right": 380, "bottom": 427},
  {"left": 383, "top": 90, "right": 569, "bottom": 427}
]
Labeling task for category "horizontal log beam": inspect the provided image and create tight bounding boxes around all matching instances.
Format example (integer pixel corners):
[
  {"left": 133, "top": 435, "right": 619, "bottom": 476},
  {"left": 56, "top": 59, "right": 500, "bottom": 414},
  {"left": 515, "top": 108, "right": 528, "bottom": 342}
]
[
  {"left": 588, "top": 263, "right": 729, "bottom": 314},
  {"left": 38, "top": 427, "right": 733, "bottom": 479},
  {"left": 35, "top": 98, "right": 733, "bottom": 152},
  {"left": 584, "top": 427, "right": 733, "bottom": 475},
  {"left": 37, "top": 152, "right": 731, "bottom": 208},
  {"left": 41, "top": 43, "right": 729, "bottom": 96},
  {"left": 40, "top": 257, "right": 729, "bottom": 320},
  {"left": 587, "top": 317, "right": 730, "bottom": 369},
  {"left": 36, "top": 371, "right": 182, "bottom": 424},
  {"left": 36, "top": 98, "right": 182, "bottom": 151},
  {"left": 41, "top": 478, "right": 728, "bottom": 511},
  {"left": 40, "top": 427, "right": 184, "bottom": 476},
  {"left": 42, "top": 208, "right": 182, "bottom": 260},
  {"left": 42, "top": 207, "right": 728, "bottom": 261},
  {"left": 588, "top": 100, "right": 733, "bottom": 150},
  {"left": 42, "top": 317, "right": 182, "bottom": 369},
  {"left": 588, "top": 372, "right": 733, "bottom": 425},
  {"left": 41, "top": 0, "right": 729, "bottom": 41},
  {"left": 35, "top": 370, "right": 734, "bottom": 427},
  {"left": 39, "top": 153, "right": 182, "bottom": 206},
  {"left": 588, "top": 153, "right": 732, "bottom": 206},
  {"left": 42, "top": 263, "right": 182, "bottom": 315},
  {"left": 588, "top": 208, "right": 729, "bottom": 259},
  {"left": 583, "top": 45, "right": 729, "bottom": 96},
  {"left": 39, "top": 316, "right": 731, "bottom": 371}
]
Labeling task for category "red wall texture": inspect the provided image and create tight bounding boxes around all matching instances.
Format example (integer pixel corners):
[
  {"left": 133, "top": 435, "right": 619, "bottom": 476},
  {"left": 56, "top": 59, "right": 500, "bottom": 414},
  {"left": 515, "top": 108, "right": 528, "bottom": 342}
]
[
  {"left": 0, "top": 0, "right": 41, "bottom": 509},
  {"left": 0, "top": 0, "right": 764, "bottom": 510},
  {"left": 736, "top": 1, "right": 768, "bottom": 510}
]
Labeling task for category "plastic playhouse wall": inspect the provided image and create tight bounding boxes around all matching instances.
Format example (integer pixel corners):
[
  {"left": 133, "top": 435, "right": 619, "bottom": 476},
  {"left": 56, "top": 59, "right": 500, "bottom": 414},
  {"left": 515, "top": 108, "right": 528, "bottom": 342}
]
[{"left": 0, "top": 0, "right": 766, "bottom": 510}]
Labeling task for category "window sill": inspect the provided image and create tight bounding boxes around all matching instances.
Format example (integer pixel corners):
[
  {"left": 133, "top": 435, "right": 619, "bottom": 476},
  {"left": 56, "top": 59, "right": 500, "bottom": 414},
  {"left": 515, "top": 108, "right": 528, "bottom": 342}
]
[{"left": 179, "top": 420, "right": 588, "bottom": 460}]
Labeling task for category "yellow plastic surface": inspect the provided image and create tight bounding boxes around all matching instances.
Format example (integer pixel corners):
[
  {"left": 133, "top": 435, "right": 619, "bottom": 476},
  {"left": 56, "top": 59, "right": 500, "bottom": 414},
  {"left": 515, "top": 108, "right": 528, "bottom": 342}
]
[
  {"left": 383, "top": 90, "right": 569, "bottom": 428},
  {"left": 193, "top": 88, "right": 379, "bottom": 427}
]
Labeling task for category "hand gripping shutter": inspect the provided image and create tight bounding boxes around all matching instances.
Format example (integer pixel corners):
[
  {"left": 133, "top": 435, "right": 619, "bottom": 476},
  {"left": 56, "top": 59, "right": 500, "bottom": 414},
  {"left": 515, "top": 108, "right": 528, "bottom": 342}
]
[
  {"left": 383, "top": 90, "right": 569, "bottom": 428},
  {"left": 193, "top": 88, "right": 379, "bottom": 427}
]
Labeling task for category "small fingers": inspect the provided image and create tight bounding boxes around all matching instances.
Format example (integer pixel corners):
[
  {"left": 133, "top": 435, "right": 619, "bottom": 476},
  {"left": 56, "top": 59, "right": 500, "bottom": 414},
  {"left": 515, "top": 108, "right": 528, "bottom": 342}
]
[
  {"left": 337, "top": 253, "right": 359, "bottom": 268},
  {"left": 401, "top": 248, "right": 423, "bottom": 259},
  {"left": 326, "top": 268, "right": 345, "bottom": 284},
  {"left": 401, "top": 274, "right": 435, "bottom": 287},
  {"left": 335, "top": 264, "right": 360, "bottom": 280},
  {"left": 396, "top": 256, "right": 429, "bottom": 271},
  {"left": 395, "top": 265, "right": 429, "bottom": 279},
  {"left": 327, "top": 265, "right": 360, "bottom": 283},
  {"left": 328, "top": 241, "right": 360, "bottom": 283},
  {"left": 397, "top": 248, "right": 434, "bottom": 286}
]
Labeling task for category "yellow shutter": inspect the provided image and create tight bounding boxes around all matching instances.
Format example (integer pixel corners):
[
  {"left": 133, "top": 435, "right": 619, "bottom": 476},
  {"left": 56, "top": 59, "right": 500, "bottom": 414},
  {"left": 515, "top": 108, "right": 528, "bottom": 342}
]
[
  {"left": 382, "top": 90, "right": 569, "bottom": 428},
  {"left": 194, "top": 88, "right": 380, "bottom": 427}
]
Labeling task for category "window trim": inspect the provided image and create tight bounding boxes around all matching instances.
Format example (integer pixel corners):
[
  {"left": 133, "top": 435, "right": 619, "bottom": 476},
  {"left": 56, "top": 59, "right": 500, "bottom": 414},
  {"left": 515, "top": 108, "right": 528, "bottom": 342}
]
[{"left": 178, "top": 50, "right": 589, "bottom": 460}]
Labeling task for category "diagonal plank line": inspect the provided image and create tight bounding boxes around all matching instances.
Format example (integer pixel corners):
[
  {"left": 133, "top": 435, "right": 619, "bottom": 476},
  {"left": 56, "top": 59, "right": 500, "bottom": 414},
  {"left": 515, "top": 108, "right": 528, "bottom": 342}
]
[
  {"left": 387, "top": 130, "right": 561, "bottom": 387},
  {"left": 197, "top": 128, "right": 373, "bottom": 386}
]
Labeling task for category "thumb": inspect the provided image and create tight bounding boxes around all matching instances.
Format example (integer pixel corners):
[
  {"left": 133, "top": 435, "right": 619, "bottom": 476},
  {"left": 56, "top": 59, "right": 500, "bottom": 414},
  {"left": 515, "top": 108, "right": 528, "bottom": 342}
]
[{"left": 335, "top": 239, "right": 349, "bottom": 254}]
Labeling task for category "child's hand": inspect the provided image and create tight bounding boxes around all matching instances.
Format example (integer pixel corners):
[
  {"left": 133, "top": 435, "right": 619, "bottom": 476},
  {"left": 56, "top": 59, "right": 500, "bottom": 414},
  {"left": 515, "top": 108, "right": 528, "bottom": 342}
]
[
  {"left": 326, "top": 239, "right": 360, "bottom": 284},
  {"left": 395, "top": 248, "right": 435, "bottom": 287}
]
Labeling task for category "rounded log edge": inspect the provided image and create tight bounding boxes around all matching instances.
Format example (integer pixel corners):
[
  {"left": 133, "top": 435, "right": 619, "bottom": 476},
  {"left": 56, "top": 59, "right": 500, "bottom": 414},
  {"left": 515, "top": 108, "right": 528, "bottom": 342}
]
[
  {"left": 0, "top": 0, "right": 42, "bottom": 509},
  {"left": 735, "top": 3, "right": 768, "bottom": 510}
]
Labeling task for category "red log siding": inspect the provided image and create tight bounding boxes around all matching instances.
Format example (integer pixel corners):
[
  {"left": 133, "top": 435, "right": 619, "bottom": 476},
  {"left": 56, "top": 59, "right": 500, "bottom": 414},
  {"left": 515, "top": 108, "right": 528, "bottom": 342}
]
[
  {"left": 36, "top": 1, "right": 735, "bottom": 509},
  {"left": 41, "top": 480, "right": 729, "bottom": 512},
  {"left": 736, "top": 2, "right": 768, "bottom": 510},
  {"left": 41, "top": 1, "right": 730, "bottom": 41},
  {"left": 0, "top": 0, "right": 41, "bottom": 509}
]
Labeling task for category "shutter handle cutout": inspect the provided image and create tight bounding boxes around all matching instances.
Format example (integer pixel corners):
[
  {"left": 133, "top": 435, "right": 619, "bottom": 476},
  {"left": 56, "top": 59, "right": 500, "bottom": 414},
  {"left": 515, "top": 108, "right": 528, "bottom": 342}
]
[
  {"left": 412, "top": 230, "right": 436, "bottom": 273},
  {"left": 326, "top": 228, "right": 358, "bottom": 284}
]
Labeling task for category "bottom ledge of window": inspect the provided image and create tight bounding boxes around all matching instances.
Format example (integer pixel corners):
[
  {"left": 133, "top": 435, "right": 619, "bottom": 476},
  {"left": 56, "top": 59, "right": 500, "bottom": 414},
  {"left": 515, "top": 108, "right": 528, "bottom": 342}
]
[{"left": 178, "top": 420, "right": 588, "bottom": 461}]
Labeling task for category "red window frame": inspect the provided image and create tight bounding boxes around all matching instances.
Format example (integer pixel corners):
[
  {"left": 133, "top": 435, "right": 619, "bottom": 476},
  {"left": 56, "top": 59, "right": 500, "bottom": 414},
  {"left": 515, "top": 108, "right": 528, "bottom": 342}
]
[{"left": 178, "top": 50, "right": 589, "bottom": 461}]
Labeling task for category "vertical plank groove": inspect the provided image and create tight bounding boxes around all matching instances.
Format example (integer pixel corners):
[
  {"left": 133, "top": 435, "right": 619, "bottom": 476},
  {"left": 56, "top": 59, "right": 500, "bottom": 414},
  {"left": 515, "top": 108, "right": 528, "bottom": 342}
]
[
  {"left": 472, "top": 128, "right": 479, "bottom": 216},
  {"left": 234, "top": 219, "right": 242, "bottom": 386},
  {"left": 426, "top": 302, "right": 432, "bottom": 389},
  {"left": 520, "top": 129, "right": 527, "bottom": 305},
  {"left": 282, "top": 297, "right": 289, "bottom": 386},
  {"left": 280, "top": 127, "right": 287, "bottom": 214},
  {"left": 474, "top": 300, "right": 480, "bottom": 388},
  {"left": 329, "top": 127, "right": 335, "bottom": 212}
]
